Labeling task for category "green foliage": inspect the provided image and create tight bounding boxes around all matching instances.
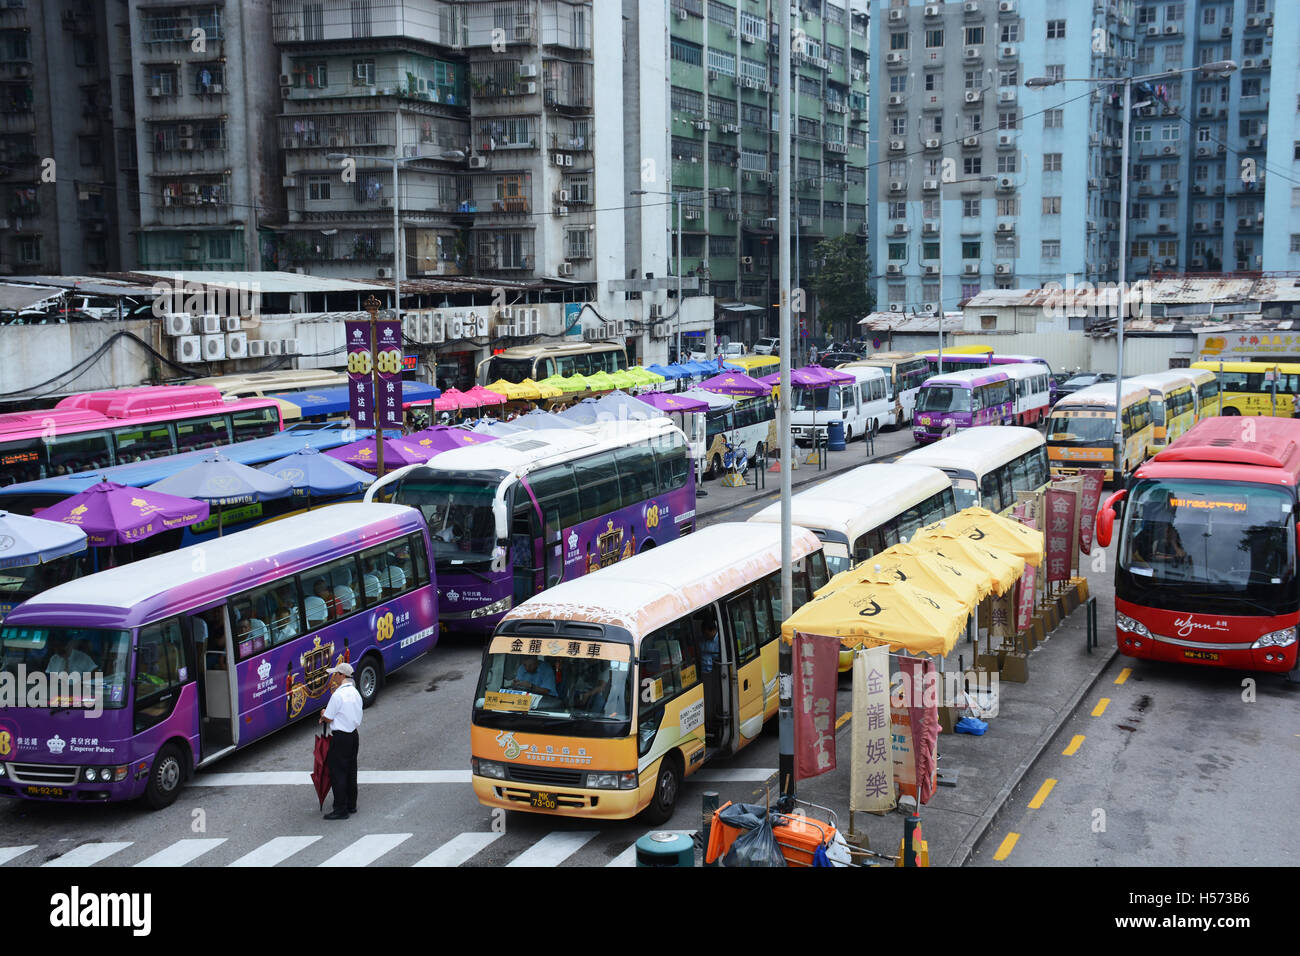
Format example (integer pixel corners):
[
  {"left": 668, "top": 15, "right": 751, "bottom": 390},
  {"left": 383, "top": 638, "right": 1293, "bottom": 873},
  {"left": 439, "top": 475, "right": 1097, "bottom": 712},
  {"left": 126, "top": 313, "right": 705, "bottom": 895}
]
[{"left": 807, "top": 236, "right": 874, "bottom": 336}]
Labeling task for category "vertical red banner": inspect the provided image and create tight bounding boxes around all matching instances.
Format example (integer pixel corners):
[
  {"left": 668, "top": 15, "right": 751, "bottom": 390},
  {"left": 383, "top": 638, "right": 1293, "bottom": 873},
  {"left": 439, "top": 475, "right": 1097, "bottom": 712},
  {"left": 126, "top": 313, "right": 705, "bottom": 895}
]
[
  {"left": 1044, "top": 487, "right": 1079, "bottom": 582},
  {"left": 794, "top": 633, "right": 839, "bottom": 781},
  {"left": 896, "top": 656, "right": 939, "bottom": 805},
  {"left": 375, "top": 319, "right": 405, "bottom": 430},
  {"left": 345, "top": 320, "right": 373, "bottom": 428},
  {"left": 1016, "top": 511, "right": 1038, "bottom": 631},
  {"left": 1076, "top": 469, "right": 1106, "bottom": 554}
]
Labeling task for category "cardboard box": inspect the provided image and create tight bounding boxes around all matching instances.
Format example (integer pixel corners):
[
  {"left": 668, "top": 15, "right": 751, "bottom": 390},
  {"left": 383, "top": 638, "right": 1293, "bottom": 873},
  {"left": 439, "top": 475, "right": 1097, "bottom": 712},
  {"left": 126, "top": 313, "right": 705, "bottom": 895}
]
[
  {"left": 977, "top": 650, "right": 1005, "bottom": 674},
  {"left": 1072, "top": 577, "right": 1090, "bottom": 602},
  {"left": 1000, "top": 649, "right": 1029, "bottom": 682},
  {"left": 937, "top": 705, "right": 960, "bottom": 735},
  {"left": 1061, "top": 583, "right": 1080, "bottom": 615}
]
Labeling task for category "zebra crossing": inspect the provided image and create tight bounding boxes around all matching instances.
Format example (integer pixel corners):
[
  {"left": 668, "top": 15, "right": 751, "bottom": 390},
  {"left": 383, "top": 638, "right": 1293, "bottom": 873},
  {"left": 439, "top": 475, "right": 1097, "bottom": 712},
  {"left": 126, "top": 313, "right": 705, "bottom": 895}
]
[{"left": 2, "top": 826, "right": 700, "bottom": 868}]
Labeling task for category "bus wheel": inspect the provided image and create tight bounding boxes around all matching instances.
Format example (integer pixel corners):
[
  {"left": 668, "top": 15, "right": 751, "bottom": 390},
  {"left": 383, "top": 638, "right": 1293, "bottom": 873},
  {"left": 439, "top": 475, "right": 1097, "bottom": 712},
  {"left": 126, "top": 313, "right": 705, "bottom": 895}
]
[
  {"left": 641, "top": 754, "right": 681, "bottom": 825},
  {"left": 707, "top": 454, "right": 722, "bottom": 480},
  {"left": 844, "top": 426, "right": 853, "bottom": 443},
  {"left": 144, "top": 743, "right": 186, "bottom": 811},
  {"left": 357, "top": 653, "right": 384, "bottom": 708}
]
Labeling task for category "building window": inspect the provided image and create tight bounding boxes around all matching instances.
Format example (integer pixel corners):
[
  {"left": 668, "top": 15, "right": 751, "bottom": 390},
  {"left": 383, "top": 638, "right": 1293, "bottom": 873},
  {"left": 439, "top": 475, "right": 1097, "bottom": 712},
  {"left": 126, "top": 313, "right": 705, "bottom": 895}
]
[
  {"left": 671, "top": 39, "right": 702, "bottom": 66},
  {"left": 1042, "top": 196, "right": 1061, "bottom": 215},
  {"left": 1046, "top": 19, "right": 1066, "bottom": 39},
  {"left": 963, "top": 157, "right": 982, "bottom": 175},
  {"left": 889, "top": 201, "right": 907, "bottom": 220},
  {"left": 997, "top": 197, "right": 1018, "bottom": 216},
  {"left": 963, "top": 198, "right": 980, "bottom": 217},
  {"left": 1291, "top": 235, "right": 1300, "bottom": 254},
  {"left": 962, "top": 241, "right": 981, "bottom": 259},
  {"left": 671, "top": 86, "right": 702, "bottom": 115},
  {"left": 964, "top": 26, "right": 984, "bottom": 45},
  {"left": 925, "top": 29, "right": 943, "bottom": 48},
  {"left": 890, "top": 32, "right": 909, "bottom": 50},
  {"left": 997, "top": 155, "right": 1016, "bottom": 173},
  {"left": 1000, "top": 23, "right": 1019, "bottom": 42},
  {"left": 307, "top": 175, "right": 331, "bottom": 201},
  {"left": 1043, "top": 153, "right": 1062, "bottom": 171},
  {"left": 706, "top": 48, "right": 736, "bottom": 75},
  {"left": 1042, "top": 240, "right": 1061, "bottom": 258},
  {"left": 888, "top": 242, "right": 907, "bottom": 261},
  {"left": 208, "top": 236, "right": 232, "bottom": 259},
  {"left": 1043, "top": 109, "right": 1063, "bottom": 129},
  {"left": 565, "top": 229, "right": 592, "bottom": 259}
]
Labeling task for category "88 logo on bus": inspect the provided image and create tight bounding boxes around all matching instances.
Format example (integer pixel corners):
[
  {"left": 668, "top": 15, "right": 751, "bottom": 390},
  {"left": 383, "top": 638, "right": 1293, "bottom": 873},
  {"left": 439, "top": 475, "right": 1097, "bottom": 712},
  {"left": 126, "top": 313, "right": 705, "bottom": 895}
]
[
  {"left": 645, "top": 503, "right": 660, "bottom": 529},
  {"left": 376, "top": 348, "right": 403, "bottom": 375},
  {"left": 348, "top": 350, "right": 373, "bottom": 375},
  {"left": 376, "top": 611, "right": 395, "bottom": 643}
]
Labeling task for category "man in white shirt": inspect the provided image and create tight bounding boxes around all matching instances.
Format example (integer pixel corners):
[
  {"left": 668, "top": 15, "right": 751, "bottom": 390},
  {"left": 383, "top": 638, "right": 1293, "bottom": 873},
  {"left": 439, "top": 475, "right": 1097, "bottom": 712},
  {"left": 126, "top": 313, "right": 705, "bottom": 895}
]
[{"left": 319, "top": 662, "right": 363, "bottom": 820}]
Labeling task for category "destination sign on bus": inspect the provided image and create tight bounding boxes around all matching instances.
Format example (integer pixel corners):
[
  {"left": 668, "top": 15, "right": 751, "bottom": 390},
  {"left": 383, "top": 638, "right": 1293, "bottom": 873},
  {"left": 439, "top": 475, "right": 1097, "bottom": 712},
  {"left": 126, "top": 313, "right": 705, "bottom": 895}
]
[{"left": 1169, "top": 496, "right": 1247, "bottom": 513}]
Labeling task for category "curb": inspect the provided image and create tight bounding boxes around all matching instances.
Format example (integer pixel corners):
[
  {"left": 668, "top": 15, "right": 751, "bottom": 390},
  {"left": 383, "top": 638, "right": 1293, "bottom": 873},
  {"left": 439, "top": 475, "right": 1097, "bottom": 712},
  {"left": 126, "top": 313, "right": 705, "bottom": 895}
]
[
  {"left": 698, "top": 440, "right": 902, "bottom": 523},
  {"left": 947, "top": 640, "right": 1120, "bottom": 868}
]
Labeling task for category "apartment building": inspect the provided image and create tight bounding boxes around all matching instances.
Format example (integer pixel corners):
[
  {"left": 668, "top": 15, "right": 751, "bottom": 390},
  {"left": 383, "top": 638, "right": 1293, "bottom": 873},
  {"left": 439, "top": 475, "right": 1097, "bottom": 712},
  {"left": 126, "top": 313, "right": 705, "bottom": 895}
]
[
  {"left": 0, "top": 0, "right": 123, "bottom": 274},
  {"left": 870, "top": 0, "right": 1132, "bottom": 315},
  {"left": 667, "top": 0, "right": 872, "bottom": 345}
]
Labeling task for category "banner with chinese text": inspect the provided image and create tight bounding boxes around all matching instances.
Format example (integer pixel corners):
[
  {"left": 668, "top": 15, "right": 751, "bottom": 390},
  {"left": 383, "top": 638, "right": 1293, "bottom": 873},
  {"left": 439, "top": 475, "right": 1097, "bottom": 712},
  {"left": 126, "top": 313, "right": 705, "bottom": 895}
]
[
  {"left": 1045, "top": 486, "right": 1079, "bottom": 582},
  {"left": 1016, "top": 510, "right": 1038, "bottom": 632},
  {"left": 375, "top": 319, "right": 404, "bottom": 430},
  {"left": 1077, "top": 469, "right": 1106, "bottom": 555},
  {"left": 794, "top": 633, "right": 839, "bottom": 781},
  {"left": 892, "top": 656, "right": 939, "bottom": 805},
  {"left": 345, "top": 320, "right": 373, "bottom": 428},
  {"left": 850, "top": 646, "right": 893, "bottom": 813}
]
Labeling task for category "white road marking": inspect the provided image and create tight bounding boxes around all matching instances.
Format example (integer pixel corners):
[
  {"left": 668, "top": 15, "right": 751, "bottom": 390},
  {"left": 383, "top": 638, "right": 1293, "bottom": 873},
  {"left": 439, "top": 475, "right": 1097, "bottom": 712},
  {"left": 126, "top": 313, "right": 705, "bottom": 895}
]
[
  {"left": 0, "top": 846, "right": 36, "bottom": 865},
  {"left": 227, "top": 835, "right": 321, "bottom": 867},
  {"left": 134, "top": 838, "right": 227, "bottom": 867},
  {"left": 42, "top": 842, "right": 133, "bottom": 867},
  {"left": 413, "top": 832, "right": 504, "bottom": 867},
  {"left": 692, "top": 768, "right": 776, "bottom": 782},
  {"left": 506, "top": 830, "right": 598, "bottom": 867},
  {"left": 191, "top": 770, "right": 471, "bottom": 786},
  {"left": 318, "top": 833, "right": 412, "bottom": 867},
  {"left": 607, "top": 830, "right": 695, "bottom": 867}
]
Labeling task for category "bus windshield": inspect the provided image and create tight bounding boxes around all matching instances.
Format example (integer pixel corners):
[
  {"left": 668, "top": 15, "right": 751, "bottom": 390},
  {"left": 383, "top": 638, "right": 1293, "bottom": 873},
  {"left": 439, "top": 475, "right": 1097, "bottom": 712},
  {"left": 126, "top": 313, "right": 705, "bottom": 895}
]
[
  {"left": 0, "top": 625, "right": 132, "bottom": 709},
  {"left": 0, "top": 556, "right": 84, "bottom": 609},
  {"left": 916, "top": 387, "right": 970, "bottom": 414},
  {"left": 1119, "top": 479, "right": 1297, "bottom": 615},
  {"left": 792, "top": 387, "right": 841, "bottom": 412},
  {"left": 1048, "top": 415, "right": 1114, "bottom": 445},
  {"left": 395, "top": 473, "right": 500, "bottom": 569},
  {"left": 485, "top": 358, "right": 534, "bottom": 385},
  {"left": 474, "top": 643, "right": 634, "bottom": 736}
]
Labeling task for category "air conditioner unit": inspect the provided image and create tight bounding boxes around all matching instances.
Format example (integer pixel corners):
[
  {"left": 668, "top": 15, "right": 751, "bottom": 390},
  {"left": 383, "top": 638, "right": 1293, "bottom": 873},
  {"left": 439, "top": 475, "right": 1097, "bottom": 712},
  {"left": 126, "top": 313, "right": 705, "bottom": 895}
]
[
  {"left": 964, "top": 47, "right": 981, "bottom": 60},
  {"left": 889, "top": 303, "right": 903, "bottom": 313},
  {"left": 925, "top": 4, "right": 941, "bottom": 16},
  {"left": 555, "top": 205, "right": 569, "bottom": 217},
  {"left": 963, "top": 264, "right": 979, "bottom": 275},
  {"left": 888, "top": 9, "right": 904, "bottom": 21},
  {"left": 998, "top": 133, "right": 1014, "bottom": 147},
  {"left": 924, "top": 265, "right": 938, "bottom": 276},
  {"left": 888, "top": 94, "right": 904, "bottom": 107},
  {"left": 557, "top": 262, "right": 574, "bottom": 277},
  {"left": 886, "top": 264, "right": 902, "bottom": 275},
  {"left": 1164, "top": 24, "right": 1177, "bottom": 34},
  {"left": 1146, "top": 24, "right": 1158, "bottom": 35},
  {"left": 923, "top": 179, "right": 938, "bottom": 191},
  {"left": 999, "top": 0, "right": 1015, "bottom": 11},
  {"left": 886, "top": 52, "right": 904, "bottom": 65},
  {"left": 164, "top": 313, "right": 193, "bottom": 336},
  {"left": 964, "top": 90, "right": 981, "bottom": 103},
  {"left": 999, "top": 90, "right": 1016, "bottom": 103},
  {"left": 200, "top": 313, "right": 221, "bottom": 335},
  {"left": 996, "top": 264, "right": 1010, "bottom": 275},
  {"left": 996, "top": 223, "right": 1014, "bottom": 234},
  {"left": 175, "top": 335, "right": 202, "bottom": 363},
  {"left": 889, "top": 138, "right": 904, "bottom": 151},
  {"left": 924, "top": 138, "right": 941, "bottom": 150},
  {"left": 247, "top": 339, "right": 267, "bottom": 358},
  {"left": 178, "top": 138, "right": 195, "bottom": 151},
  {"left": 1246, "top": 15, "right": 1260, "bottom": 27},
  {"left": 468, "top": 155, "right": 488, "bottom": 169},
  {"left": 889, "top": 180, "right": 905, "bottom": 192},
  {"left": 726, "top": 211, "right": 740, "bottom": 221},
  {"left": 148, "top": 87, "right": 163, "bottom": 98},
  {"left": 1162, "top": 258, "right": 1176, "bottom": 267},
  {"left": 221, "top": 315, "right": 240, "bottom": 333},
  {"left": 651, "top": 322, "right": 669, "bottom": 338},
  {"left": 582, "top": 327, "right": 602, "bottom": 342},
  {"left": 225, "top": 332, "right": 248, "bottom": 359},
  {"left": 429, "top": 312, "right": 446, "bottom": 343},
  {"left": 282, "top": 338, "right": 301, "bottom": 355},
  {"left": 376, "top": 267, "right": 393, "bottom": 279},
  {"left": 1162, "top": 145, "right": 1175, "bottom": 155},
  {"left": 892, "top": 223, "right": 909, "bottom": 235},
  {"left": 266, "top": 340, "right": 282, "bottom": 356},
  {"left": 522, "top": 81, "right": 537, "bottom": 94},
  {"left": 202, "top": 334, "right": 226, "bottom": 361},
  {"left": 964, "top": 1, "right": 979, "bottom": 11},
  {"left": 677, "top": 7, "right": 687, "bottom": 19},
  {"left": 963, "top": 136, "right": 979, "bottom": 147}
]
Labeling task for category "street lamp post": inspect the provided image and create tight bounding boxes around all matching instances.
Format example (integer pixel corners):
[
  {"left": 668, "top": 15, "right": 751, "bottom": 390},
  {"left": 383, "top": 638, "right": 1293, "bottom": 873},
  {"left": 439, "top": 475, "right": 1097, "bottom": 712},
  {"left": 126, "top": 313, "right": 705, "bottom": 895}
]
[
  {"left": 632, "top": 186, "right": 730, "bottom": 364},
  {"left": 1026, "top": 60, "right": 1236, "bottom": 479}
]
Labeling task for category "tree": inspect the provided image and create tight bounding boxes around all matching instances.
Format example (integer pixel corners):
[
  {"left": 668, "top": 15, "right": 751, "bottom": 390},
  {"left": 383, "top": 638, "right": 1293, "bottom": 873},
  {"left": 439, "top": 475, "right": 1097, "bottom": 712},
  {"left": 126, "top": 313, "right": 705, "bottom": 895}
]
[{"left": 807, "top": 235, "right": 874, "bottom": 342}]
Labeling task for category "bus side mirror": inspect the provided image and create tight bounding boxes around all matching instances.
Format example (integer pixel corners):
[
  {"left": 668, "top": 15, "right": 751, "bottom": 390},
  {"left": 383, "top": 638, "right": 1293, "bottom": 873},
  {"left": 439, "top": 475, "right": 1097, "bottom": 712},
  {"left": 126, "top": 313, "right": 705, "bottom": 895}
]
[{"left": 1095, "top": 490, "right": 1127, "bottom": 549}]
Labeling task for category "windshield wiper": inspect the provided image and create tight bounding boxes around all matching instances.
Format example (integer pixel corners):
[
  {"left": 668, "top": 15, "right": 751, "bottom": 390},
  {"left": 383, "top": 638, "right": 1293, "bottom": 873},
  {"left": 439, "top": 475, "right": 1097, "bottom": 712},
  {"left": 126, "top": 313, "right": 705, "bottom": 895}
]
[
  {"left": 1182, "top": 591, "right": 1279, "bottom": 617},
  {"left": 446, "top": 564, "right": 494, "bottom": 584}
]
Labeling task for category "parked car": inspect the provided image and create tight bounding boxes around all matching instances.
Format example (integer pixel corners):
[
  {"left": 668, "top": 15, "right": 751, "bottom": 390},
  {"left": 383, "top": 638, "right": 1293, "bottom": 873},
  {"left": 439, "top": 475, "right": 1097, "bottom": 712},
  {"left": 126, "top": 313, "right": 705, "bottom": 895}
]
[
  {"left": 719, "top": 341, "right": 747, "bottom": 358},
  {"left": 1054, "top": 371, "right": 1117, "bottom": 402},
  {"left": 819, "top": 350, "right": 863, "bottom": 368},
  {"left": 754, "top": 337, "right": 780, "bottom": 355}
]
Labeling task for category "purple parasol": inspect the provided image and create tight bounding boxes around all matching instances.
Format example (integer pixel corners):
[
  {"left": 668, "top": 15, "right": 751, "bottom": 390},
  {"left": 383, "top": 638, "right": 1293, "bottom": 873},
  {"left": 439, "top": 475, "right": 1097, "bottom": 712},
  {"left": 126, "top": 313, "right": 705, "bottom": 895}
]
[{"left": 41, "top": 479, "right": 210, "bottom": 547}]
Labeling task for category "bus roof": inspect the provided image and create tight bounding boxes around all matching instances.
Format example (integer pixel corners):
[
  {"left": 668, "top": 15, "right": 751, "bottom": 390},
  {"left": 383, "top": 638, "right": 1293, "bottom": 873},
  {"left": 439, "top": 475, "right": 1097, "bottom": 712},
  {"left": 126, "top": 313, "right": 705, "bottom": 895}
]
[
  {"left": 748, "top": 463, "right": 952, "bottom": 541},
  {"left": 1052, "top": 380, "right": 1150, "bottom": 410},
  {"left": 866, "top": 351, "right": 917, "bottom": 361},
  {"left": 492, "top": 342, "right": 623, "bottom": 358},
  {"left": 921, "top": 368, "right": 1009, "bottom": 387},
  {"left": 1137, "top": 416, "right": 1300, "bottom": 486},
  {"left": 501, "top": 522, "right": 821, "bottom": 643},
  {"left": 1191, "top": 360, "right": 1300, "bottom": 373},
  {"left": 0, "top": 425, "right": 356, "bottom": 503},
  {"left": 5, "top": 503, "right": 424, "bottom": 629},
  {"left": 187, "top": 369, "right": 349, "bottom": 398},
  {"left": 406, "top": 418, "right": 683, "bottom": 478},
  {"left": 1127, "top": 370, "right": 1194, "bottom": 395},
  {"left": 936, "top": 344, "right": 995, "bottom": 356},
  {"left": 0, "top": 387, "right": 279, "bottom": 441},
  {"left": 1002, "top": 363, "right": 1052, "bottom": 381},
  {"left": 896, "top": 425, "right": 1044, "bottom": 479}
]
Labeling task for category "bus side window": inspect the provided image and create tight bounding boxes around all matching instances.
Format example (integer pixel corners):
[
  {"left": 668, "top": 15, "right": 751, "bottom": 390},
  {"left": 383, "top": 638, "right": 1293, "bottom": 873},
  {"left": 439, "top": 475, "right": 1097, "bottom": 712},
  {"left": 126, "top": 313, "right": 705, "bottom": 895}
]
[
  {"left": 135, "top": 618, "right": 185, "bottom": 733},
  {"left": 981, "top": 471, "right": 1001, "bottom": 511},
  {"left": 615, "top": 444, "right": 658, "bottom": 513},
  {"left": 531, "top": 464, "right": 581, "bottom": 534},
  {"left": 574, "top": 451, "right": 621, "bottom": 522},
  {"left": 725, "top": 592, "right": 760, "bottom": 667},
  {"left": 997, "top": 464, "right": 1014, "bottom": 511},
  {"left": 407, "top": 532, "right": 430, "bottom": 587}
]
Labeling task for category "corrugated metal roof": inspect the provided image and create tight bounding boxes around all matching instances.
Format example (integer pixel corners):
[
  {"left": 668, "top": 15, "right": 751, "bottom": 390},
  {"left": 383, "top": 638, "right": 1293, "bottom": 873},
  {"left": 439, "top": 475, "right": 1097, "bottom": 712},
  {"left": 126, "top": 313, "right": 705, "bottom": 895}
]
[
  {"left": 0, "top": 284, "right": 64, "bottom": 312},
  {"left": 134, "top": 271, "right": 386, "bottom": 294},
  {"left": 967, "top": 277, "right": 1300, "bottom": 308},
  {"left": 859, "top": 311, "right": 962, "bottom": 333},
  {"left": 5, "top": 275, "right": 161, "bottom": 296}
]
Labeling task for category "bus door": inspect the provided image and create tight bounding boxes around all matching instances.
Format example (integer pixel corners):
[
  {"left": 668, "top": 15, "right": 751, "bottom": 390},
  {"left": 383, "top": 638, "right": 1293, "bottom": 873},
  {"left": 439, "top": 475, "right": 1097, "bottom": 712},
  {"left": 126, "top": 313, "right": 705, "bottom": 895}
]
[
  {"left": 186, "top": 603, "right": 236, "bottom": 761},
  {"left": 723, "top": 591, "right": 765, "bottom": 749},
  {"left": 691, "top": 606, "right": 733, "bottom": 751},
  {"left": 510, "top": 492, "right": 545, "bottom": 605}
]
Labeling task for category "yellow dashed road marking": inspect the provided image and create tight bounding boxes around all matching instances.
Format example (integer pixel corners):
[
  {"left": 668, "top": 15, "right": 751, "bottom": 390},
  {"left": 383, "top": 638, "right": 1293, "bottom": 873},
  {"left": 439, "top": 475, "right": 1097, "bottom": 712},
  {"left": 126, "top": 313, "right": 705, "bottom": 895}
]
[
  {"left": 1028, "top": 778, "right": 1057, "bottom": 810},
  {"left": 1114, "top": 668, "right": 1132, "bottom": 685},
  {"left": 1062, "top": 734, "right": 1085, "bottom": 756},
  {"left": 1091, "top": 697, "right": 1110, "bottom": 717},
  {"left": 993, "top": 833, "right": 1019, "bottom": 861}
]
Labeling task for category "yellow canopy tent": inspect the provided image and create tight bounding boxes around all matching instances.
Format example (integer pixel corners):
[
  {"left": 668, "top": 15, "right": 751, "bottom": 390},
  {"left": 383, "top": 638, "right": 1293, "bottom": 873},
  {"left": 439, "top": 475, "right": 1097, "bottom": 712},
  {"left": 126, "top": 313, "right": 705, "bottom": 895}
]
[
  {"left": 522, "top": 378, "right": 563, "bottom": 400},
  {"left": 908, "top": 535, "right": 1024, "bottom": 597},
  {"left": 485, "top": 379, "right": 542, "bottom": 401},
  {"left": 781, "top": 577, "right": 971, "bottom": 658},
  {"left": 913, "top": 506, "right": 1044, "bottom": 567},
  {"left": 818, "top": 545, "right": 983, "bottom": 612}
]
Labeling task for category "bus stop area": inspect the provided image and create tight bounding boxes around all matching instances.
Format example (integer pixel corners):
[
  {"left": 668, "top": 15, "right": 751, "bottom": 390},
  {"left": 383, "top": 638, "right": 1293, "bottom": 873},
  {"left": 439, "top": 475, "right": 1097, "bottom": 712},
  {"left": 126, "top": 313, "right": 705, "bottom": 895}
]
[{"left": 692, "top": 447, "right": 1115, "bottom": 868}]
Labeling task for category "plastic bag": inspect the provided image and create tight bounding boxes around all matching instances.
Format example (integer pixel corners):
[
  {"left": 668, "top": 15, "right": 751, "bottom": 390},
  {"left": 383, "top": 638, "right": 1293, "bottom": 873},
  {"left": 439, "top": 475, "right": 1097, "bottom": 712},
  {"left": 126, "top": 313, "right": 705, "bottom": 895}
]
[
  {"left": 717, "top": 802, "right": 770, "bottom": 831},
  {"left": 723, "top": 816, "right": 787, "bottom": 867},
  {"left": 954, "top": 716, "right": 988, "bottom": 735}
]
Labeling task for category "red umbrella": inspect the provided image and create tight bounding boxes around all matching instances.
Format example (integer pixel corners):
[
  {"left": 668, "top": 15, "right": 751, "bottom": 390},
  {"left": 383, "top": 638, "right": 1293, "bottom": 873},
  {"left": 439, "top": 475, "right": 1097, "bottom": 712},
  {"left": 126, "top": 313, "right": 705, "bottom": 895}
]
[{"left": 312, "top": 732, "right": 332, "bottom": 809}]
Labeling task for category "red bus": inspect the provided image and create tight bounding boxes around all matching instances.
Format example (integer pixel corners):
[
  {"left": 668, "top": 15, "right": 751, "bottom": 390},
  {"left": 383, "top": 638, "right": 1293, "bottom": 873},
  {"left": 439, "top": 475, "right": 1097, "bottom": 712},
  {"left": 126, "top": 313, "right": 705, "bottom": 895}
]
[
  {"left": 0, "top": 386, "right": 283, "bottom": 487},
  {"left": 1096, "top": 416, "right": 1300, "bottom": 673}
]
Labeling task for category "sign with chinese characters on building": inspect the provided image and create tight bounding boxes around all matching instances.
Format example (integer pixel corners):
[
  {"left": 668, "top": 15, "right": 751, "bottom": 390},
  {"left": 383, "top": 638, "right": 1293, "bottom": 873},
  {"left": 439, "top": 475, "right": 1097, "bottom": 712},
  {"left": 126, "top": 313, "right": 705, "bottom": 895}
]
[
  {"left": 793, "top": 633, "right": 839, "bottom": 781},
  {"left": 850, "top": 645, "right": 893, "bottom": 813},
  {"left": 345, "top": 320, "right": 373, "bottom": 428},
  {"left": 1198, "top": 330, "right": 1298, "bottom": 360},
  {"left": 375, "top": 319, "right": 404, "bottom": 430},
  {"left": 1044, "top": 486, "right": 1079, "bottom": 583}
]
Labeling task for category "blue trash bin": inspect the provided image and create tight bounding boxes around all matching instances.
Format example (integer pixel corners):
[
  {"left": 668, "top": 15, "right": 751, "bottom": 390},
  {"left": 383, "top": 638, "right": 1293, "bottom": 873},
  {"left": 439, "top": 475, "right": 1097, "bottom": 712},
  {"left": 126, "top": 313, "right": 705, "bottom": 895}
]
[{"left": 826, "top": 420, "right": 846, "bottom": 451}]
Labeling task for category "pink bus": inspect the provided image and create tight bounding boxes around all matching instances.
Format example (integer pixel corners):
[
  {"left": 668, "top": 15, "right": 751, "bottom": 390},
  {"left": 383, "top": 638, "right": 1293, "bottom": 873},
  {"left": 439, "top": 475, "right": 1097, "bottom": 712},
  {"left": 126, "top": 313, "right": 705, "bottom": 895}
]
[{"left": 0, "top": 386, "right": 283, "bottom": 486}]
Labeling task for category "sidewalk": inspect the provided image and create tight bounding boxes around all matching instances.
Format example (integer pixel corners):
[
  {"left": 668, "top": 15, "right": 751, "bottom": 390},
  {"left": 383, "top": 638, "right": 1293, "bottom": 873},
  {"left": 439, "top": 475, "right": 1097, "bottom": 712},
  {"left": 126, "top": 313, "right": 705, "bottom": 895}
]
[
  {"left": 769, "top": 556, "right": 1118, "bottom": 867},
  {"left": 695, "top": 425, "right": 919, "bottom": 525}
]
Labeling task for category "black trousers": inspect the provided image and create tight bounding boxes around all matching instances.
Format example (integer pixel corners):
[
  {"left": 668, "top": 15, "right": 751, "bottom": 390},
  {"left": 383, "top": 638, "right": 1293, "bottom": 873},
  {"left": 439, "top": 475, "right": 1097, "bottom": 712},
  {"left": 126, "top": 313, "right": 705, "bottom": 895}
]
[{"left": 328, "top": 729, "right": 359, "bottom": 813}]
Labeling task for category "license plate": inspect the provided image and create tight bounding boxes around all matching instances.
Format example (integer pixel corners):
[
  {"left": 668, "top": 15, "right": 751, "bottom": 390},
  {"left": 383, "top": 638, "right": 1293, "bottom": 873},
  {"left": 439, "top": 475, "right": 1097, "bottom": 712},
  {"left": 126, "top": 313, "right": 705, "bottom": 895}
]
[
  {"left": 530, "top": 791, "right": 558, "bottom": 810},
  {"left": 24, "top": 786, "right": 65, "bottom": 798},
  {"left": 1183, "top": 650, "right": 1220, "bottom": 662}
]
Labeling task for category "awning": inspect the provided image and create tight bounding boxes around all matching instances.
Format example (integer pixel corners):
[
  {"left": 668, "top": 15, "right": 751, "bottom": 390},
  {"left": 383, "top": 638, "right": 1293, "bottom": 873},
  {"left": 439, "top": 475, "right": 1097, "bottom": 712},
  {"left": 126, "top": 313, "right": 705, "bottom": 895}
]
[
  {"left": 718, "top": 302, "right": 765, "bottom": 313},
  {"left": 269, "top": 382, "right": 441, "bottom": 420},
  {"left": 0, "top": 285, "right": 62, "bottom": 313}
]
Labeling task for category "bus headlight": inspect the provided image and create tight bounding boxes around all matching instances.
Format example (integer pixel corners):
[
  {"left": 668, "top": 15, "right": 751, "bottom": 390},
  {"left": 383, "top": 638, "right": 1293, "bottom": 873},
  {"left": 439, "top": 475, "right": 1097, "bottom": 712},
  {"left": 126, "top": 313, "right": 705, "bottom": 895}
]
[
  {"left": 1253, "top": 627, "right": 1297, "bottom": 649},
  {"left": 472, "top": 758, "right": 507, "bottom": 780},
  {"left": 469, "top": 597, "right": 512, "bottom": 619},
  {"left": 83, "top": 767, "right": 99, "bottom": 782},
  {"left": 586, "top": 771, "right": 638, "bottom": 790},
  {"left": 1115, "top": 613, "right": 1151, "bottom": 639}
]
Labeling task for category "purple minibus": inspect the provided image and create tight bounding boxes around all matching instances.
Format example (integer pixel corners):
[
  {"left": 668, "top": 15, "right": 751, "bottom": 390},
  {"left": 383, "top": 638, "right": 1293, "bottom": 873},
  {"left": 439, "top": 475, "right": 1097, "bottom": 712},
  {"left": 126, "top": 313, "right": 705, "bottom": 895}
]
[{"left": 913, "top": 369, "right": 1015, "bottom": 445}]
